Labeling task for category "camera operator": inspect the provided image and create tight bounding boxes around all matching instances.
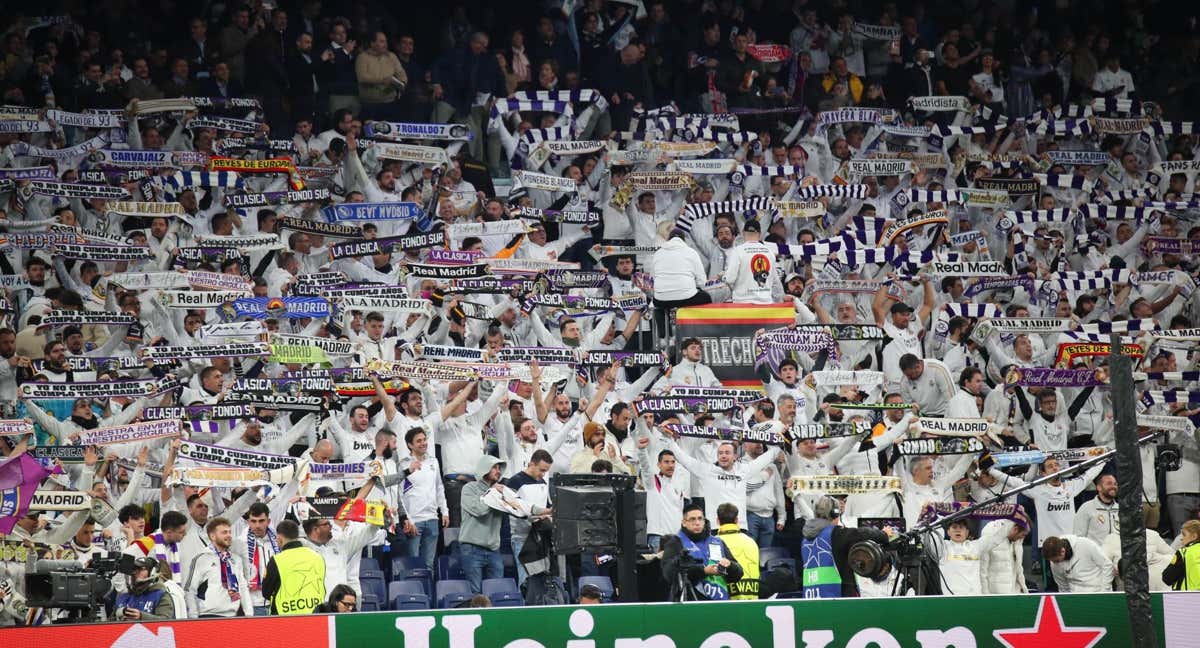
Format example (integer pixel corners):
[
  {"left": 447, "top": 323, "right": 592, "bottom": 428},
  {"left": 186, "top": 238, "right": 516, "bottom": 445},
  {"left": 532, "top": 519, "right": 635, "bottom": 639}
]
[
  {"left": 800, "top": 496, "right": 895, "bottom": 598},
  {"left": 660, "top": 503, "right": 743, "bottom": 602},
  {"left": 114, "top": 556, "right": 177, "bottom": 622}
]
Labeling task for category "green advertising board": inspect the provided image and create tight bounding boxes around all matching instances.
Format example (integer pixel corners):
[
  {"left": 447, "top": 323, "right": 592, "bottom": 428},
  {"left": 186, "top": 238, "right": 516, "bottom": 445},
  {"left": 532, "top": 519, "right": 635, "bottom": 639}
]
[
  {"left": 11, "top": 592, "right": 1197, "bottom": 647},
  {"left": 335, "top": 592, "right": 1180, "bottom": 647}
]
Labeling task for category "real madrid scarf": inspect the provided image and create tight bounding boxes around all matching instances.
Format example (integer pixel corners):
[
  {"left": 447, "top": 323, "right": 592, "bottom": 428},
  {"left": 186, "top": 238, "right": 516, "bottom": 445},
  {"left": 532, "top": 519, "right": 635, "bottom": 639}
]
[
  {"left": 363, "top": 120, "right": 472, "bottom": 141},
  {"left": 1007, "top": 366, "right": 1108, "bottom": 387},
  {"left": 224, "top": 296, "right": 331, "bottom": 320},
  {"left": 634, "top": 397, "right": 739, "bottom": 415},
  {"left": 188, "top": 115, "right": 261, "bottom": 134},
  {"left": 327, "top": 231, "right": 445, "bottom": 259},
  {"left": 140, "top": 342, "right": 270, "bottom": 361},
  {"left": 786, "top": 475, "right": 901, "bottom": 495},
  {"left": 896, "top": 437, "right": 985, "bottom": 455},
  {"left": 209, "top": 157, "right": 303, "bottom": 190},
  {"left": 790, "top": 420, "right": 873, "bottom": 440},
  {"left": 665, "top": 385, "right": 764, "bottom": 404},
  {"left": 19, "top": 376, "right": 180, "bottom": 400}
]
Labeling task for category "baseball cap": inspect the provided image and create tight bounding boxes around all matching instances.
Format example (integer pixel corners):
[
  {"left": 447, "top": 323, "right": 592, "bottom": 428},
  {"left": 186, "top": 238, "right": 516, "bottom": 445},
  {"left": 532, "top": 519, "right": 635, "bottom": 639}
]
[
  {"left": 785, "top": 272, "right": 803, "bottom": 284},
  {"left": 890, "top": 302, "right": 914, "bottom": 314}
]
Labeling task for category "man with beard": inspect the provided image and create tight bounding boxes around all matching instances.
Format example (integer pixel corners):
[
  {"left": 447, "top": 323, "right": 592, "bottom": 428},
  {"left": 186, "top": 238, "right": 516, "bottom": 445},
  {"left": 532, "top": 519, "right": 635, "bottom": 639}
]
[
  {"left": 186, "top": 517, "right": 253, "bottom": 617},
  {"left": 326, "top": 404, "right": 383, "bottom": 465},
  {"left": 302, "top": 480, "right": 383, "bottom": 598},
  {"left": 0, "top": 328, "right": 30, "bottom": 400},
  {"left": 218, "top": 411, "right": 316, "bottom": 455},
  {"left": 38, "top": 340, "right": 72, "bottom": 382},
  {"left": 1074, "top": 473, "right": 1120, "bottom": 545}
]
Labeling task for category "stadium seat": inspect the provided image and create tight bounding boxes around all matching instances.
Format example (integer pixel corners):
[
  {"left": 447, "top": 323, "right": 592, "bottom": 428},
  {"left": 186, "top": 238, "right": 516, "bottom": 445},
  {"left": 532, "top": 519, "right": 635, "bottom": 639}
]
[
  {"left": 439, "top": 592, "right": 474, "bottom": 609},
  {"left": 392, "top": 593, "right": 431, "bottom": 610},
  {"left": 436, "top": 554, "right": 465, "bottom": 581},
  {"left": 360, "top": 593, "right": 381, "bottom": 612},
  {"left": 481, "top": 578, "right": 519, "bottom": 595},
  {"left": 404, "top": 568, "right": 434, "bottom": 597},
  {"left": 392, "top": 555, "right": 426, "bottom": 577},
  {"left": 435, "top": 579, "right": 472, "bottom": 608},
  {"left": 577, "top": 576, "right": 614, "bottom": 601},
  {"left": 360, "top": 556, "right": 381, "bottom": 574},
  {"left": 359, "top": 569, "right": 387, "bottom": 604},
  {"left": 765, "top": 557, "right": 797, "bottom": 574},
  {"left": 388, "top": 580, "right": 425, "bottom": 600},
  {"left": 488, "top": 591, "right": 525, "bottom": 607},
  {"left": 758, "top": 547, "right": 790, "bottom": 566}
]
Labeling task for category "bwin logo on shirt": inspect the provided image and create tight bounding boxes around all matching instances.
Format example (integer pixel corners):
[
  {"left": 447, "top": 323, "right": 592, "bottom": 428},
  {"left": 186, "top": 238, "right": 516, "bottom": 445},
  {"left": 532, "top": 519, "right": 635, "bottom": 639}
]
[{"left": 1046, "top": 501, "right": 1072, "bottom": 512}]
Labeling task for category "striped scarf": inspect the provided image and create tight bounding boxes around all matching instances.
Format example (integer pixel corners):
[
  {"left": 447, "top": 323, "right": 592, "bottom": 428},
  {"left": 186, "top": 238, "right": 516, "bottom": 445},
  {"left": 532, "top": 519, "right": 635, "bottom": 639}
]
[
  {"left": 678, "top": 196, "right": 774, "bottom": 231},
  {"left": 1034, "top": 173, "right": 1093, "bottom": 192},
  {"left": 907, "top": 189, "right": 961, "bottom": 204},
  {"left": 794, "top": 184, "right": 867, "bottom": 200},
  {"left": 1140, "top": 390, "right": 1200, "bottom": 406},
  {"left": 490, "top": 99, "right": 573, "bottom": 120},
  {"left": 150, "top": 531, "right": 181, "bottom": 579},
  {"left": 1034, "top": 119, "right": 1092, "bottom": 137},
  {"left": 735, "top": 164, "right": 802, "bottom": 177},
  {"left": 521, "top": 126, "right": 573, "bottom": 144},
  {"left": 934, "top": 302, "right": 1004, "bottom": 342},
  {"left": 246, "top": 527, "right": 279, "bottom": 590},
  {"left": 214, "top": 546, "right": 241, "bottom": 598},
  {"left": 1079, "top": 204, "right": 1159, "bottom": 221},
  {"left": 684, "top": 128, "right": 754, "bottom": 144},
  {"left": 1077, "top": 318, "right": 1160, "bottom": 335}
]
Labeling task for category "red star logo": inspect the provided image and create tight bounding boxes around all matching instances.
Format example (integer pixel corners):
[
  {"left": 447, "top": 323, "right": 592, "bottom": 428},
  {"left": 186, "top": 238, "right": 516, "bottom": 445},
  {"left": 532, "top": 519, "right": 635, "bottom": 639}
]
[{"left": 993, "top": 596, "right": 1107, "bottom": 648}]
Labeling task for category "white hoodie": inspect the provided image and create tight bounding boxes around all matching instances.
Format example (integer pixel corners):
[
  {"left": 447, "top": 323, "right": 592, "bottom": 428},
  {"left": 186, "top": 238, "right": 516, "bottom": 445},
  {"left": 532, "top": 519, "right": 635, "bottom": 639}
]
[{"left": 648, "top": 237, "right": 706, "bottom": 301}]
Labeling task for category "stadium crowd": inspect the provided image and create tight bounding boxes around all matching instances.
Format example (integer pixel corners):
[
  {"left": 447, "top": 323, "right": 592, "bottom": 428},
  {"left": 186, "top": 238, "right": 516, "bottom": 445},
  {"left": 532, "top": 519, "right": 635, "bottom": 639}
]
[{"left": 1, "top": 0, "right": 1200, "bottom": 624}]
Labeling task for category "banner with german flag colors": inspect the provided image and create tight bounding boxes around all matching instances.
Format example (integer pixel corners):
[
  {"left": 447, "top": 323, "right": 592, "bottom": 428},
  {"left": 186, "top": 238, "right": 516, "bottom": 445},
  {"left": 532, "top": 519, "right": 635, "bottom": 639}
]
[{"left": 674, "top": 302, "right": 794, "bottom": 388}]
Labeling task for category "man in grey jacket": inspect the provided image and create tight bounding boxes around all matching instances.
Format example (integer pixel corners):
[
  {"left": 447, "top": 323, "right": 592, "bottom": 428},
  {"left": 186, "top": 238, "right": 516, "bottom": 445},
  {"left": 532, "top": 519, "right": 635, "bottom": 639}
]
[
  {"left": 1073, "top": 473, "right": 1119, "bottom": 545},
  {"left": 459, "top": 455, "right": 508, "bottom": 593}
]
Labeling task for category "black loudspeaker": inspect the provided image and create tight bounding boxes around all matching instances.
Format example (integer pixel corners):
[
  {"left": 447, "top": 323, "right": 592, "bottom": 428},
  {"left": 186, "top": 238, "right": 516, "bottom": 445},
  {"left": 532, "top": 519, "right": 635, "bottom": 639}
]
[
  {"left": 554, "top": 485, "right": 618, "bottom": 520},
  {"left": 553, "top": 518, "right": 619, "bottom": 553}
]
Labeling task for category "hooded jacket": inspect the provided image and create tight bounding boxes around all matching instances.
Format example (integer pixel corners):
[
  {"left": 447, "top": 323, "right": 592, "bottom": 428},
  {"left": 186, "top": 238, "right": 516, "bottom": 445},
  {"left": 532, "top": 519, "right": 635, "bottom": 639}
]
[{"left": 459, "top": 455, "right": 508, "bottom": 551}]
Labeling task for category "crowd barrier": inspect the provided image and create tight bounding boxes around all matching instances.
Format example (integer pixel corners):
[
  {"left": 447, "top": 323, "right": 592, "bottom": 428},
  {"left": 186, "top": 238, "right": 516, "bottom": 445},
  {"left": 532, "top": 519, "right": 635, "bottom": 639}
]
[{"left": 5, "top": 592, "right": 1198, "bottom": 647}]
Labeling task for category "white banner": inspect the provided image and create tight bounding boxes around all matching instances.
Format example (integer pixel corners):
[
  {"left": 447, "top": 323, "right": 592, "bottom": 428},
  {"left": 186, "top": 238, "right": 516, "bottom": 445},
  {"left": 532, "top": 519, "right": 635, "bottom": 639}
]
[
  {"left": 917, "top": 417, "right": 991, "bottom": 437},
  {"left": 158, "top": 290, "right": 251, "bottom": 308},
  {"left": 78, "top": 419, "right": 181, "bottom": 446},
  {"left": 29, "top": 490, "right": 92, "bottom": 511},
  {"left": 928, "top": 260, "right": 1007, "bottom": 276}
]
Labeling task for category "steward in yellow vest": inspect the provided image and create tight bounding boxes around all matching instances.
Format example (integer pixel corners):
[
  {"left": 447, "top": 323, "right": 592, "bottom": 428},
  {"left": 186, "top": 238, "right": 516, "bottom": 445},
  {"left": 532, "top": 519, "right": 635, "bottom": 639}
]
[
  {"left": 1163, "top": 520, "right": 1200, "bottom": 592},
  {"left": 262, "top": 521, "right": 327, "bottom": 615},
  {"left": 714, "top": 504, "right": 760, "bottom": 599}
]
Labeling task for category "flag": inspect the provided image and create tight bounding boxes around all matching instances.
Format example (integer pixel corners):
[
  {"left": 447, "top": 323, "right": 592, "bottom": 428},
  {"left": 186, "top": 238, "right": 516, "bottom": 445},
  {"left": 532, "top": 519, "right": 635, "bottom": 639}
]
[
  {"left": 0, "top": 453, "right": 56, "bottom": 534},
  {"left": 334, "top": 498, "right": 386, "bottom": 526}
]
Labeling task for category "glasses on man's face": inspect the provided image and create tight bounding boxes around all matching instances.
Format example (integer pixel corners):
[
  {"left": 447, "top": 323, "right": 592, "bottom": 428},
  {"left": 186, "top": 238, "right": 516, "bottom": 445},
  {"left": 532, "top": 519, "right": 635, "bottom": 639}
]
[{"left": 338, "top": 599, "right": 357, "bottom": 610}]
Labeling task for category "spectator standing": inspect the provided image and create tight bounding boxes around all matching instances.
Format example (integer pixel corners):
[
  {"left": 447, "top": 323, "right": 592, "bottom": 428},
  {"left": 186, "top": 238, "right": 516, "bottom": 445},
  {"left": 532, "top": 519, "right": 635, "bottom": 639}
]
[{"left": 355, "top": 31, "right": 406, "bottom": 121}]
